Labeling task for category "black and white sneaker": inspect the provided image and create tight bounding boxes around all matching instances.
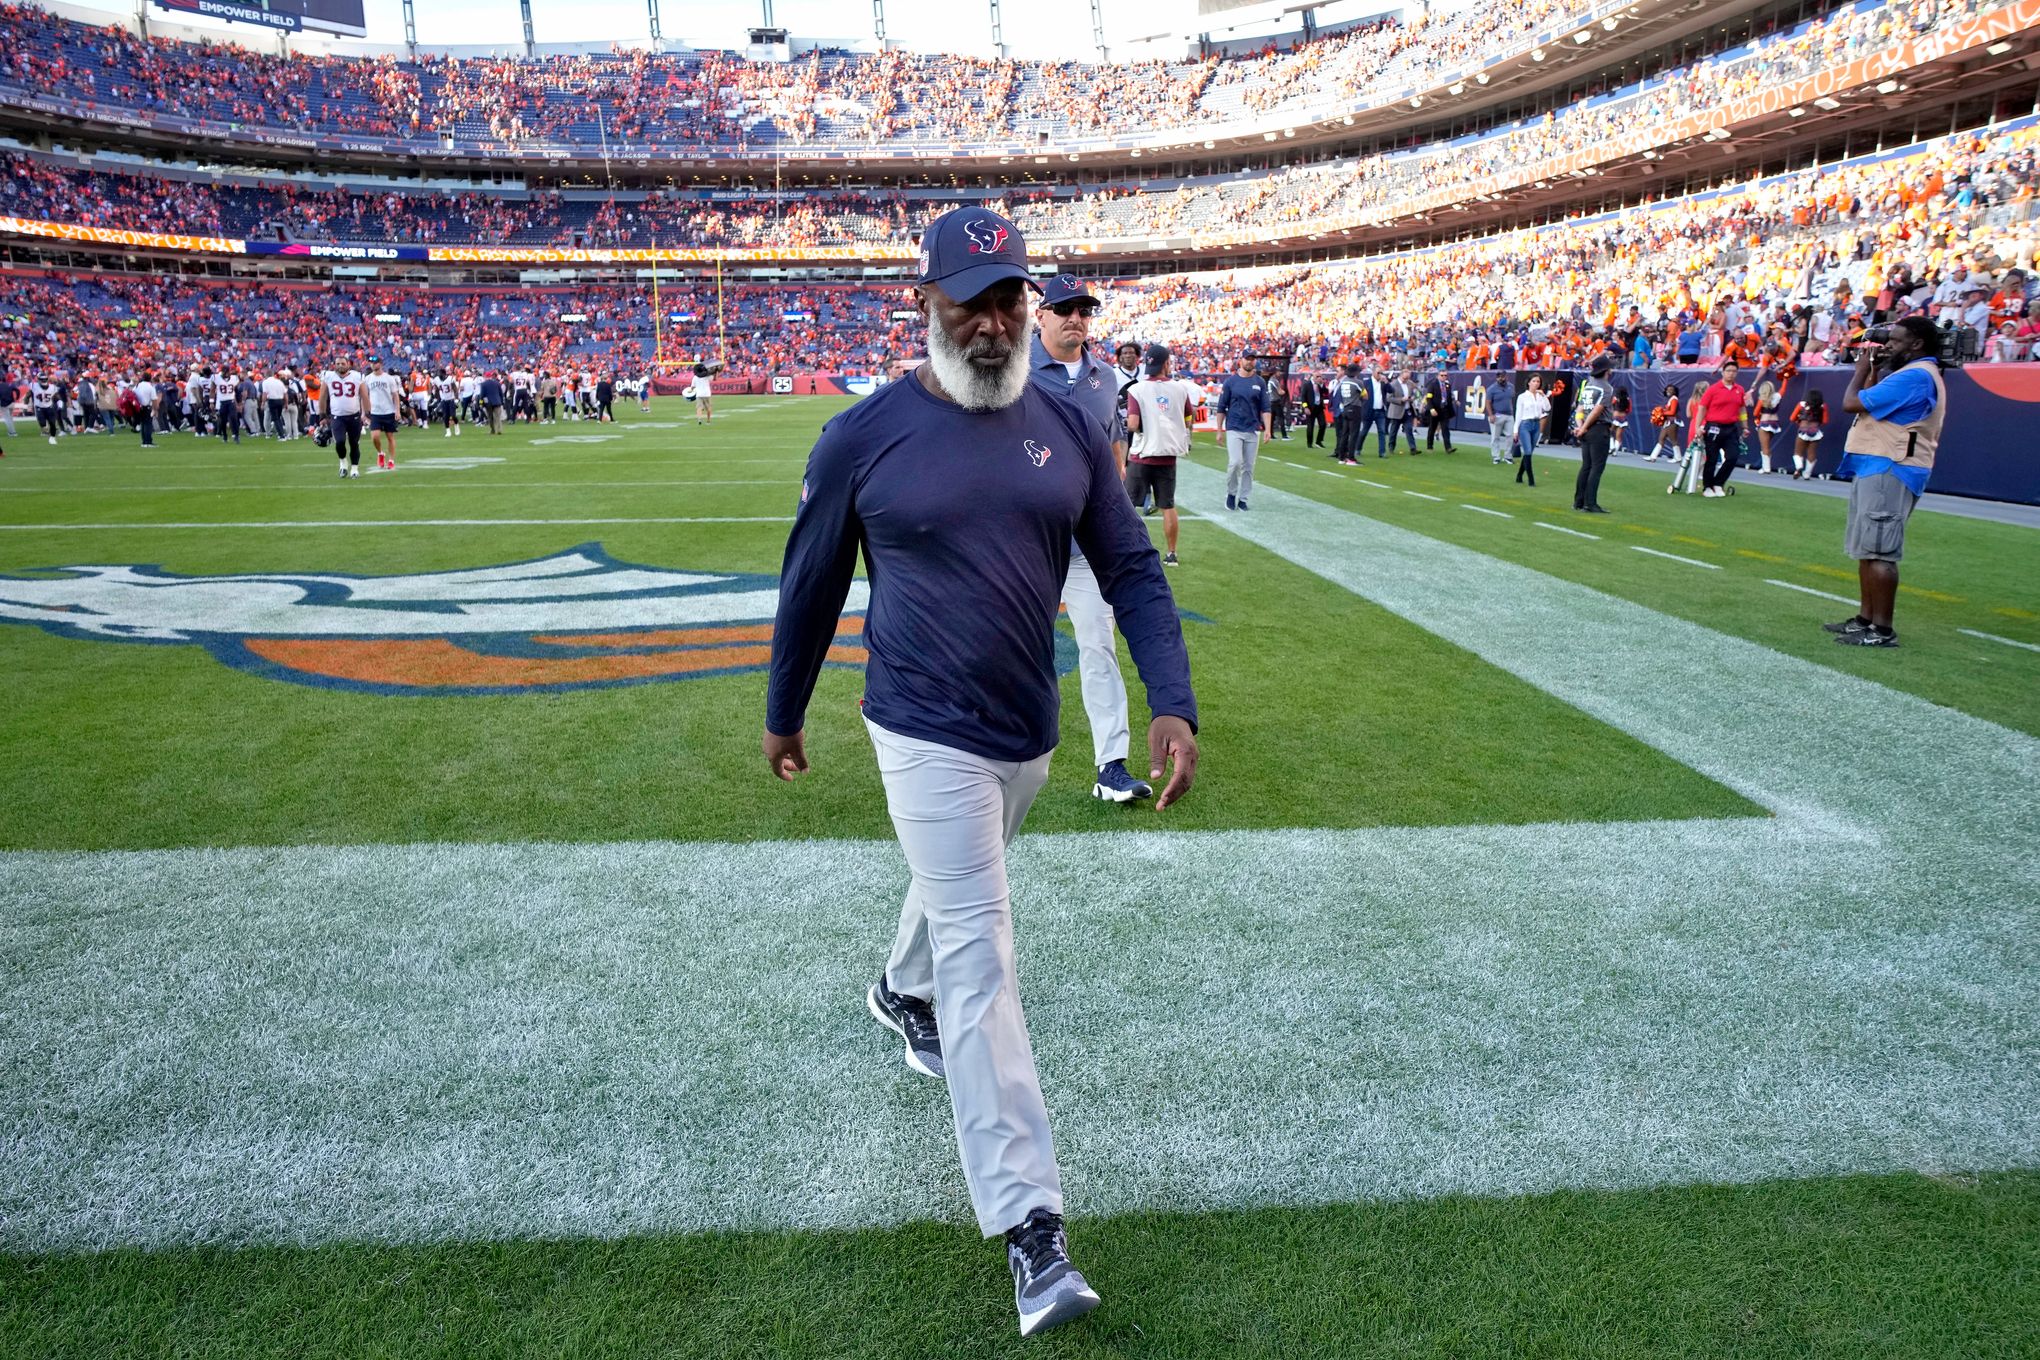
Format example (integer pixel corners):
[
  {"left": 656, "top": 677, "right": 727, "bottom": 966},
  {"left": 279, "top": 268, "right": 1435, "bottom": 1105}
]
[
  {"left": 1822, "top": 615, "right": 1871, "bottom": 636},
  {"left": 866, "top": 976, "right": 943, "bottom": 1079},
  {"left": 1091, "top": 759, "right": 1153, "bottom": 803},
  {"left": 1835, "top": 626, "right": 1898, "bottom": 647},
  {"left": 1006, "top": 1208, "right": 1100, "bottom": 1338}
]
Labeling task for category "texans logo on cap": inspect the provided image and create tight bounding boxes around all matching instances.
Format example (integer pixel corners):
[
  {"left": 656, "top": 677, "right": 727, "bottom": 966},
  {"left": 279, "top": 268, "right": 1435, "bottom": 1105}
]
[{"left": 964, "top": 219, "right": 1009, "bottom": 255}]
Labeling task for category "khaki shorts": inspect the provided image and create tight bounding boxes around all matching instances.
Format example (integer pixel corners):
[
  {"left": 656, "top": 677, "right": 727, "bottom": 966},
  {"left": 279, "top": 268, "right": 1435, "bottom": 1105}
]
[{"left": 1844, "top": 471, "right": 1918, "bottom": 563}]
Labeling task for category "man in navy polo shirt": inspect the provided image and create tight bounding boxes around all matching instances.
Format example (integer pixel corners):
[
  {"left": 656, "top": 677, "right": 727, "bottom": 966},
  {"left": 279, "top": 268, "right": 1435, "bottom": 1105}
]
[
  {"left": 1029, "top": 274, "right": 1154, "bottom": 806},
  {"left": 1215, "top": 354, "right": 1270, "bottom": 509},
  {"left": 764, "top": 207, "right": 1198, "bottom": 1338}
]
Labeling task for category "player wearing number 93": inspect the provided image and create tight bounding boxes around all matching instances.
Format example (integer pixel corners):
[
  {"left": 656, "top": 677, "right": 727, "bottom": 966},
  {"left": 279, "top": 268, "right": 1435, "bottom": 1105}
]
[{"left": 763, "top": 206, "right": 1198, "bottom": 1339}]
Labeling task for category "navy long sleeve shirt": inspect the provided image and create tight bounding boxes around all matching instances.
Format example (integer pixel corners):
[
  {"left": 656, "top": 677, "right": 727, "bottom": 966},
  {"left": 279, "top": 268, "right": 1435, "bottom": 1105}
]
[{"left": 766, "top": 373, "right": 1197, "bottom": 763}]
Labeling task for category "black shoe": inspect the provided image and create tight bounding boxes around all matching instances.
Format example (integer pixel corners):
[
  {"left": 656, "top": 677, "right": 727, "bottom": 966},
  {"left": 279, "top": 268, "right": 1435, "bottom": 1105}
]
[
  {"left": 1823, "top": 615, "right": 1871, "bottom": 636},
  {"left": 1584, "top": 505, "right": 1610, "bottom": 514},
  {"left": 1007, "top": 1208, "right": 1101, "bottom": 1337},
  {"left": 1835, "top": 626, "right": 1898, "bottom": 647},
  {"left": 867, "top": 977, "right": 943, "bottom": 1079}
]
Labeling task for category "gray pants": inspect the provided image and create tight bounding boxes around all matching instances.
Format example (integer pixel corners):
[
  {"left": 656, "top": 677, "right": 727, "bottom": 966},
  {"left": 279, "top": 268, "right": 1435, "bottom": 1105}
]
[
  {"left": 1225, "top": 429, "right": 1260, "bottom": 502},
  {"left": 869, "top": 718, "right": 1060, "bottom": 1237}
]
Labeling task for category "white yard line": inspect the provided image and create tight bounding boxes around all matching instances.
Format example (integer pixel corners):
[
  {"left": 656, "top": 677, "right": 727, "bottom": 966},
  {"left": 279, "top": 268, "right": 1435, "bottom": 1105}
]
[
  {"left": 1403, "top": 491, "right": 1444, "bottom": 501},
  {"left": 8, "top": 481, "right": 790, "bottom": 494},
  {"left": 1460, "top": 504, "right": 1512, "bottom": 519},
  {"left": 1630, "top": 545, "right": 1720, "bottom": 570},
  {"left": 0, "top": 517, "right": 797, "bottom": 531},
  {"left": 1765, "top": 578, "right": 1857, "bottom": 605},
  {"left": 1315, "top": 469, "right": 1344, "bottom": 478},
  {"left": 1534, "top": 521, "right": 1599, "bottom": 540},
  {"left": 1959, "top": 628, "right": 2040, "bottom": 653},
  {"left": 1356, "top": 478, "right": 1391, "bottom": 489}
]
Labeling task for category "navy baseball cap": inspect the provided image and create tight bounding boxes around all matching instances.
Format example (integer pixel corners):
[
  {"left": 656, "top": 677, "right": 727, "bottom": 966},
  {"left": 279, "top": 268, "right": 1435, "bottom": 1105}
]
[
  {"left": 1041, "top": 274, "right": 1099, "bottom": 308},
  {"left": 916, "top": 207, "right": 1038, "bottom": 303}
]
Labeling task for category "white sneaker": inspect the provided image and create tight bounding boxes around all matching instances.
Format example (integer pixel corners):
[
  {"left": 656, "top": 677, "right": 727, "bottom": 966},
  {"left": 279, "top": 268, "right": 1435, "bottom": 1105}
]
[{"left": 348, "top": 466, "right": 361, "bottom": 478}]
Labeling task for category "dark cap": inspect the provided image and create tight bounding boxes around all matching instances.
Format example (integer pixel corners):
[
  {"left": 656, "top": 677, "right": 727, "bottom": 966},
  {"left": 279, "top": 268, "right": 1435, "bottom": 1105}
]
[
  {"left": 1040, "top": 274, "right": 1099, "bottom": 308},
  {"left": 916, "top": 207, "right": 1037, "bottom": 303},
  {"left": 1589, "top": 354, "right": 1613, "bottom": 375},
  {"left": 1142, "top": 342, "right": 1170, "bottom": 376}
]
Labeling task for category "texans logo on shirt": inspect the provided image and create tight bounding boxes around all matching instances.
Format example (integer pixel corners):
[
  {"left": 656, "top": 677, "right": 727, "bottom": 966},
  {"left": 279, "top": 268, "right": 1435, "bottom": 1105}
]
[
  {"left": 964, "top": 220, "right": 1009, "bottom": 256},
  {"left": 1086, "top": 375, "right": 1101, "bottom": 390},
  {"left": 1023, "top": 440, "right": 1052, "bottom": 467}
]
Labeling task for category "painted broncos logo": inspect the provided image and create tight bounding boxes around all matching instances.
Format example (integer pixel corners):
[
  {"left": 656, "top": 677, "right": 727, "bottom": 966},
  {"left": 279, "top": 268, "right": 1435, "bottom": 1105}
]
[
  {"left": 963, "top": 219, "right": 1009, "bottom": 255},
  {"left": 0, "top": 545, "right": 872, "bottom": 696}
]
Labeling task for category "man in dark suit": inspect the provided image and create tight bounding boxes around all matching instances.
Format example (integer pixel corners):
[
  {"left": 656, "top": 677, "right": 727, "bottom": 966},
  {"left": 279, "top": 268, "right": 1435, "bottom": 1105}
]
[{"left": 1297, "top": 374, "right": 1325, "bottom": 448}]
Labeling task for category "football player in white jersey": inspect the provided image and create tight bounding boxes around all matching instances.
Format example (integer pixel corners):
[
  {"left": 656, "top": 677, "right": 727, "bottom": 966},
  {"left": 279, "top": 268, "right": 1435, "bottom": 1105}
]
[
  {"left": 435, "top": 368, "right": 461, "bottom": 437},
  {"left": 211, "top": 365, "right": 242, "bottom": 445},
  {"left": 32, "top": 372, "right": 60, "bottom": 444},
  {"left": 322, "top": 357, "right": 366, "bottom": 477},
  {"left": 363, "top": 356, "right": 403, "bottom": 472}
]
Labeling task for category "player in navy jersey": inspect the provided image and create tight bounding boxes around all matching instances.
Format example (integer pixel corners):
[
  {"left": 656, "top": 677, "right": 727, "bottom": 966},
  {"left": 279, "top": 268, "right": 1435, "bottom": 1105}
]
[{"left": 765, "top": 207, "right": 1197, "bottom": 1339}]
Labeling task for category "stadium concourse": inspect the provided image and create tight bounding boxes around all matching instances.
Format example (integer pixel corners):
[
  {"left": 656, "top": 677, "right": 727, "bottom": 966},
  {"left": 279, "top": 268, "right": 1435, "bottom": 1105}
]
[{"left": 2, "top": 0, "right": 2039, "bottom": 1351}]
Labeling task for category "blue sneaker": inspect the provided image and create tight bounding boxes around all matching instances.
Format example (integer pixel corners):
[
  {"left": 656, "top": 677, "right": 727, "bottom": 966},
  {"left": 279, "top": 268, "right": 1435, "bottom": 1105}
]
[
  {"left": 1092, "top": 759, "right": 1153, "bottom": 803},
  {"left": 1225, "top": 493, "right": 1237, "bottom": 510},
  {"left": 1237, "top": 501, "right": 1249, "bottom": 511}
]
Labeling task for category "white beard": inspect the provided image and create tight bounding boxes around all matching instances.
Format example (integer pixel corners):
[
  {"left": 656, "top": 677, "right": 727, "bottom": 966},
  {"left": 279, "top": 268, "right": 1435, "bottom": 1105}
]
[{"left": 925, "top": 315, "right": 1034, "bottom": 412}]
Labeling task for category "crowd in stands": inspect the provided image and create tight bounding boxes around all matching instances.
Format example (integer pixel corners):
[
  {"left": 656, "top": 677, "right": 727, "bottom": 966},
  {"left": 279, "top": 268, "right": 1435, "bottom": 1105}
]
[
  {"left": 0, "top": 0, "right": 1731, "bottom": 154},
  {"left": 7, "top": 119, "right": 2040, "bottom": 436},
  {"left": 1104, "top": 124, "right": 2040, "bottom": 375},
  {"left": 0, "top": 0, "right": 2011, "bottom": 260}
]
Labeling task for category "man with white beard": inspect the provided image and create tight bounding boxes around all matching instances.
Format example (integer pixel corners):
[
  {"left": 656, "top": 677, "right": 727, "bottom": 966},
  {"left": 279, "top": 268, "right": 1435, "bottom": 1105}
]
[{"left": 764, "top": 207, "right": 1198, "bottom": 1339}]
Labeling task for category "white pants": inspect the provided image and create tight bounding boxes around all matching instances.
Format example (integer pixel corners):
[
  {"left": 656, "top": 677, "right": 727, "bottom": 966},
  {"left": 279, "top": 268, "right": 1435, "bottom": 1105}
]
[
  {"left": 869, "top": 718, "right": 1061, "bottom": 1237},
  {"left": 1225, "top": 429, "right": 1260, "bottom": 501},
  {"left": 1061, "top": 551, "right": 1130, "bottom": 769}
]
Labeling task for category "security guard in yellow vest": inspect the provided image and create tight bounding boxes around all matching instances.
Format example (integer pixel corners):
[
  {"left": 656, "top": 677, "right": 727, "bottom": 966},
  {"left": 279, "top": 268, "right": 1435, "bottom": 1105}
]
[{"left": 1829, "top": 316, "right": 1946, "bottom": 648}]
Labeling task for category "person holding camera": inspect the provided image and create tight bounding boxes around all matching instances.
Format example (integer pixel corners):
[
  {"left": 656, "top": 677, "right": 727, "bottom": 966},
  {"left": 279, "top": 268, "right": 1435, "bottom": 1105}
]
[{"left": 1825, "top": 316, "right": 1946, "bottom": 648}]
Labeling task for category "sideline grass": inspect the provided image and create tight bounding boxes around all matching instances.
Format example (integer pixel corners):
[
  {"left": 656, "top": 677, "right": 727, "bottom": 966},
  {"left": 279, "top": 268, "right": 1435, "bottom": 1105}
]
[
  {"left": 3, "top": 1171, "right": 2032, "bottom": 1359},
  {"left": 0, "top": 404, "right": 1751, "bottom": 851},
  {"left": 1212, "top": 436, "right": 2040, "bottom": 735}
]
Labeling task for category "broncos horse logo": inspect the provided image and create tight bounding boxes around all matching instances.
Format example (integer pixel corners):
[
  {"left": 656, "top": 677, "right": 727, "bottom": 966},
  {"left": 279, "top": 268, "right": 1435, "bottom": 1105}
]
[
  {"left": 1023, "top": 440, "right": 1053, "bottom": 467},
  {"left": 963, "top": 219, "right": 1010, "bottom": 255},
  {"left": 0, "top": 545, "right": 873, "bottom": 696}
]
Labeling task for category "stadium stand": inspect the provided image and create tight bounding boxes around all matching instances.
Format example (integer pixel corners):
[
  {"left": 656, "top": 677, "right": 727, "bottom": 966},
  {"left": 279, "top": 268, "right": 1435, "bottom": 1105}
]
[
  {"left": 0, "top": 0, "right": 2021, "bottom": 258},
  {"left": 0, "top": 0, "right": 1617, "bottom": 152},
  {"left": 5, "top": 120, "right": 2038, "bottom": 392}
]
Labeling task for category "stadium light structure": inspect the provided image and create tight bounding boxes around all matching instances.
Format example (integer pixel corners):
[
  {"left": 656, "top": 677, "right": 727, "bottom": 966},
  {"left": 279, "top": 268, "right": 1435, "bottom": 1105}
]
[
  {"left": 401, "top": 0, "right": 417, "bottom": 55},
  {"left": 873, "top": 0, "right": 886, "bottom": 47},
  {"left": 989, "top": 0, "right": 1006, "bottom": 58},
  {"left": 1089, "top": 0, "right": 1106, "bottom": 61},
  {"left": 519, "top": 0, "right": 535, "bottom": 57},
  {"left": 647, "top": 0, "right": 661, "bottom": 46}
]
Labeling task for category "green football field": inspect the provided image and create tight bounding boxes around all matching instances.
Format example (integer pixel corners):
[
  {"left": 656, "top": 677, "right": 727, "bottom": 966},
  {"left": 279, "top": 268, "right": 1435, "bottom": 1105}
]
[{"left": 2, "top": 397, "right": 2036, "bottom": 1357}]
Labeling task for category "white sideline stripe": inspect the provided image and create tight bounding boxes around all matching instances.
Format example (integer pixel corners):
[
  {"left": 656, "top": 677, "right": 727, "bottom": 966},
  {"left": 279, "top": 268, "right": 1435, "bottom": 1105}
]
[
  {"left": 1357, "top": 478, "right": 1391, "bottom": 489},
  {"left": 1460, "top": 504, "right": 1512, "bottom": 518},
  {"left": 1960, "top": 627, "right": 2040, "bottom": 653},
  {"left": 1534, "top": 521, "right": 1599, "bottom": 539},
  {"left": 3, "top": 814, "right": 2034, "bottom": 1253},
  {"left": 1403, "top": 491, "right": 1444, "bottom": 501},
  {"left": 1766, "top": 578, "right": 1858, "bottom": 605},
  {"left": 1315, "top": 469, "right": 1344, "bottom": 478},
  {"left": 1631, "top": 545, "right": 1720, "bottom": 570},
  {"left": 0, "top": 517, "right": 797, "bottom": 530}
]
